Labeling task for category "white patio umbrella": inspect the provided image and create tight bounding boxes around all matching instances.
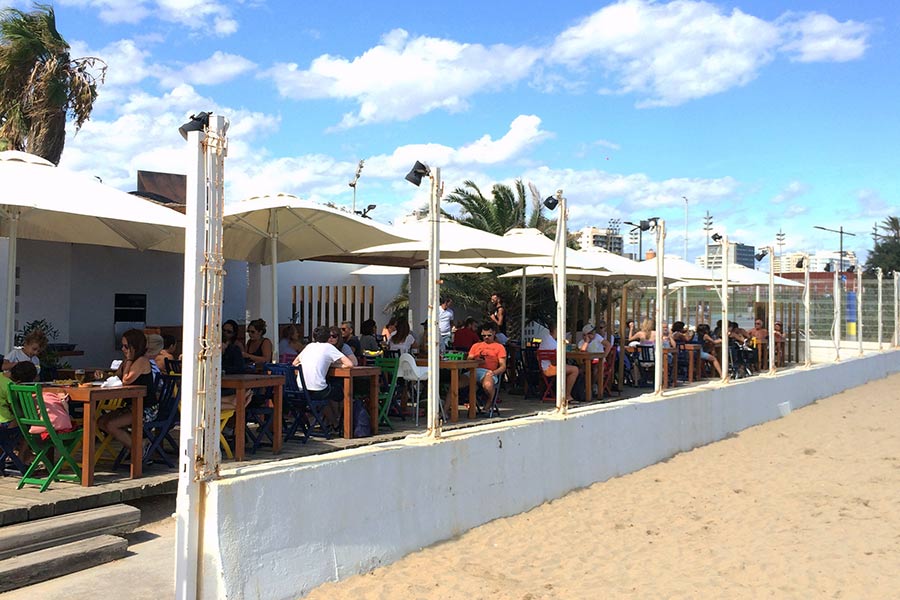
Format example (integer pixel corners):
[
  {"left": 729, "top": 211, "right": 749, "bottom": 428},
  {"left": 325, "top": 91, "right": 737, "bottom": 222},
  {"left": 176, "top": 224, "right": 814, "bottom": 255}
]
[
  {"left": 215, "top": 194, "right": 414, "bottom": 359},
  {"left": 350, "top": 263, "right": 491, "bottom": 276},
  {"left": 0, "top": 151, "right": 187, "bottom": 351},
  {"left": 353, "top": 217, "right": 549, "bottom": 263}
]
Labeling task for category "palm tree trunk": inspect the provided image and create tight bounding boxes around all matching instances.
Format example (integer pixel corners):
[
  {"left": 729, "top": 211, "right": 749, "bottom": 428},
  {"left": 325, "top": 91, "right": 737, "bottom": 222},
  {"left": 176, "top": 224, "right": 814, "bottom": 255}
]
[{"left": 27, "top": 110, "right": 66, "bottom": 165}]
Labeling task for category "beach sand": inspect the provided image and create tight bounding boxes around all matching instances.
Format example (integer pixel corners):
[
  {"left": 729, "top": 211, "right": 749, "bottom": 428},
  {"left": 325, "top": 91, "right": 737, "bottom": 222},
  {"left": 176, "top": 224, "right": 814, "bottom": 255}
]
[{"left": 307, "top": 372, "right": 900, "bottom": 599}]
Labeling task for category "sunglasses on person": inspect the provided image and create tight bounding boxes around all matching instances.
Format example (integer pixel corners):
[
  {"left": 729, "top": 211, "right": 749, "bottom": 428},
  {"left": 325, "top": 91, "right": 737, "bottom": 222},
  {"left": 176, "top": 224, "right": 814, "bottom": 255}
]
[
  {"left": 329, "top": 333, "right": 339, "bottom": 339},
  {"left": 481, "top": 333, "right": 494, "bottom": 338}
]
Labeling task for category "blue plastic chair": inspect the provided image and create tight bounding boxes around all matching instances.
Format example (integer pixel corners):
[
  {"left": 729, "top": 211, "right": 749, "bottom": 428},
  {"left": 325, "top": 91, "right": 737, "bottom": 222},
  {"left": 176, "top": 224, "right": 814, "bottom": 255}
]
[
  {"left": 114, "top": 373, "right": 180, "bottom": 469},
  {"left": 265, "top": 363, "right": 311, "bottom": 443}
]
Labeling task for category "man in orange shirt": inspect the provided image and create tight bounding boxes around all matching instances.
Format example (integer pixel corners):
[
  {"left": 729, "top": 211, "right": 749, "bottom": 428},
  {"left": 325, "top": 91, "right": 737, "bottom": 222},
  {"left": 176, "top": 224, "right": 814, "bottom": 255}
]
[{"left": 467, "top": 323, "right": 507, "bottom": 410}]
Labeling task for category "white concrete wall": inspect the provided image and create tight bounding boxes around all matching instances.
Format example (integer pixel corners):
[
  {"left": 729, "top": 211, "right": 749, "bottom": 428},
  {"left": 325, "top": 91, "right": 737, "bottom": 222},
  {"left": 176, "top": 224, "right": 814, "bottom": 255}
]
[{"left": 199, "top": 349, "right": 900, "bottom": 599}]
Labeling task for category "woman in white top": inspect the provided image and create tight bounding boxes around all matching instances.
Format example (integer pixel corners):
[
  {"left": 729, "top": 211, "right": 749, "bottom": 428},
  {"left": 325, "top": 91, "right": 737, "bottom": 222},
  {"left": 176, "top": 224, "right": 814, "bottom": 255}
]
[{"left": 388, "top": 319, "right": 418, "bottom": 354}]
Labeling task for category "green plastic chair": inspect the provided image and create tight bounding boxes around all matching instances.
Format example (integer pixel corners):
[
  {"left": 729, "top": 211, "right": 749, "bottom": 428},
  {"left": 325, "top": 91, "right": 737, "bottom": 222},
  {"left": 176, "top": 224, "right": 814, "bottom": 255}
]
[
  {"left": 373, "top": 356, "right": 401, "bottom": 429},
  {"left": 8, "top": 383, "right": 83, "bottom": 492}
]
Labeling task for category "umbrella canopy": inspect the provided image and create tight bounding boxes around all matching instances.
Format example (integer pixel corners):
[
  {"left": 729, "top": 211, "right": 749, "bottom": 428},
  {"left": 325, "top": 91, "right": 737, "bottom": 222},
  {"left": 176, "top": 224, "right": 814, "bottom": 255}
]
[
  {"left": 710, "top": 264, "right": 804, "bottom": 288},
  {"left": 221, "top": 194, "right": 411, "bottom": 264},
  {"left": 350, "top": 263, "right": 491, "bottom": 276},
  {"left": 0, "top": 151, "right": 185, "bottom": 250},
  {"left": 0, "top": 151, "right": 187, "bottom": 352},
  {"left": 353, "top": 218, "right": 549, "bottom": 263}
]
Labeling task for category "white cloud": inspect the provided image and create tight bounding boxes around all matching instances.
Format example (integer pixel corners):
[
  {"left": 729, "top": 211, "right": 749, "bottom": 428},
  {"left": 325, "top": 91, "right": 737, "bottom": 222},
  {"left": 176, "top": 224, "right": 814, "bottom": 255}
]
[
  {"left": 545, "top": 0, "right": 870, "bottom": 108},
  {"left": 779, "top": 13, "right": 870, "bottom": 63},
  {"left": 59, "top": 0, "right": 239, "bottom": 36},
  {"left": 267, "top": 28, "right": 541, "bottom": 128},
  {"left": 771, "top": 180, "right": 810, "bottom": 204},
  {"left": 158, "top": 51, "right": 257, "bottom": 87}
]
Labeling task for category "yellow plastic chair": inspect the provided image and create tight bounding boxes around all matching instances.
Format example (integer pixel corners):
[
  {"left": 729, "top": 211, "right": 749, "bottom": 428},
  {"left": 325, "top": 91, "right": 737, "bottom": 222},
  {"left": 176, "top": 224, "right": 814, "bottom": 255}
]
[
  {"left": 93, "top": 397, "right": 126, "bottom": 464},
  {"left": 220, "top": 409, "right": 235, "bottom": 459}
]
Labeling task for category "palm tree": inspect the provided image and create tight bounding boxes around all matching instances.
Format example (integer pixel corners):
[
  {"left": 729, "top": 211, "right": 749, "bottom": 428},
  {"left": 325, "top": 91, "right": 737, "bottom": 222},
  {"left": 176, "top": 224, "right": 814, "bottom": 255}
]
[
  {"left": 880, "top": 216, "right": 900, "bottom": 240},
  {"left": 0, "top": 4, "right": 106, "bottom": 164},
  {"left": 446, "top": 179, "right": 555, "bottom": 236}
]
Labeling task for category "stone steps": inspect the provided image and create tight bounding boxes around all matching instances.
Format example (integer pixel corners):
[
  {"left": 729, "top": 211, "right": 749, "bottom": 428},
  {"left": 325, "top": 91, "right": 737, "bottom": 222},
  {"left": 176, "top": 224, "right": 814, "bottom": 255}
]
[{"left": 0, "top": 504, "right": 140, "bottom": 592}]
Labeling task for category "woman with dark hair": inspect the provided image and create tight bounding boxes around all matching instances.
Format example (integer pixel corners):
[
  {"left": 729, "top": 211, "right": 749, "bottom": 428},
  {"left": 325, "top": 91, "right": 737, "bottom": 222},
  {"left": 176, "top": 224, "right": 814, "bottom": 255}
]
[
  {"left": 388, "top": 319, "right": 418, "bottom": 354},
  {"left": 359, "top": 319, "right": 380, "bottom": 353},
  {"left": 696, "top": 324, "right": 723, "bottom": 377},
  {"left": 222, "top": 319, "right": 251, "bottom": 410},
  {"left": 98, "top": 328, "right": 158, "bottom": 454},
  {"left": 381, "top": 316, "right": 398, "bottom": 345},
  {"left": 243, "top": 318, "right": 273, "bottom": 365}
]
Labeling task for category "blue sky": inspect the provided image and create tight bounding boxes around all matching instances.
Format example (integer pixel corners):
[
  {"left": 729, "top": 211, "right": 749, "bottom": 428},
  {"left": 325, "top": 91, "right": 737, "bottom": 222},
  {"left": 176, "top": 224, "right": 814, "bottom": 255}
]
[{"left": 14, "top": 0, "right": 898, "bottom": 265}]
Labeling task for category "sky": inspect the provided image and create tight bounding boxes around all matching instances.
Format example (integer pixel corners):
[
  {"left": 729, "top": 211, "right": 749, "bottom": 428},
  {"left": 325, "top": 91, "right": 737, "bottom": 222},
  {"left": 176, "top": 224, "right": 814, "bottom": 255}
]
[{"left": 9, "top": 0, "right": 899, "bottom": 266}]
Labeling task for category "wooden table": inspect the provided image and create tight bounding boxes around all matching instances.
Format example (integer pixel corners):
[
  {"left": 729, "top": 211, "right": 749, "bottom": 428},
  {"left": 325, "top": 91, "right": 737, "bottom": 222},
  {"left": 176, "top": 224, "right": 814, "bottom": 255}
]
[
  {"left": 756, "top": 340, "right": 786, "bottom": 370},
  {"left": 661, "top": 347, "right": 678, "bottom": 389},
  {"left": 566, "top": 350, "right": 605, "bottom": 401},
  {"left": 417, "top": 358, "right": 479, "bottom": 421},
  {"left": 220, "top": 374, "right": 284, "bottom": 461},
  {"left": 328, "top": 365, "right": 380, "bottom": 439},
  {"left": 49, "top": 384, "right": 146, "bottom": 487}
]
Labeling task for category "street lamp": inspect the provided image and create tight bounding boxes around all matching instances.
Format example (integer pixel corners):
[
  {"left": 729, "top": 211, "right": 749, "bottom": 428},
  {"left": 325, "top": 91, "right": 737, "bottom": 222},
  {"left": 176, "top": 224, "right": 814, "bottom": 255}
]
[
  {"left": 544, "top": 190, "right": 567, "bottom": 414},
  {"left": 348, "top": 159, "right": 364, "bottom": 213},
  {"left": 623, "top": 219, "right": 654, "bottom": 261},
  {"left": 813, "top": 225, "right": 856, "bottom": 273},
  {"left": 405, "top": 160, "right": 441, "bottom": 436}
]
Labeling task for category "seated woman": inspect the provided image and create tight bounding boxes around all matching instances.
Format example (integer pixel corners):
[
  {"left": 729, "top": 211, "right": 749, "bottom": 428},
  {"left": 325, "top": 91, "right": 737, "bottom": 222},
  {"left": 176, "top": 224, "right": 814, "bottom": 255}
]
[
  {"left": 155, "top": 334, "right": 179, "bottom": 372},
  {"left": 359, "top": 319, "right": 380, "bottom": 354},
  {"left": 695, "top": 324, "right": 723, "bottom": 377},
  {"left": 2, "top": 329, "right": 47, "bottom": 374},
  {"left": 670, "top": 321, "right": 694, "bottom": 345},
  {"left": 243, "top": 318, "right": 273, "bottom": 367},
  {"left": 97, "top": 329, "right": 158, "bottom": 455},
  {"left": 388, "top": 319, "right": 418, "bottom": 355},
  {"left": 381, "top": 317, "right": 398, "bottom": 347},
  {"left": 222, "top": 320, "right": 252, "bottom": 411},
  {"left": 329, "top": 326, "right": 358, "bottom": 366},
  {"left": 628, "top": 318, "right": 657, "bottom": 346},
  {"left": 278, "top": 324, "right": 304, "bottom": 364}
]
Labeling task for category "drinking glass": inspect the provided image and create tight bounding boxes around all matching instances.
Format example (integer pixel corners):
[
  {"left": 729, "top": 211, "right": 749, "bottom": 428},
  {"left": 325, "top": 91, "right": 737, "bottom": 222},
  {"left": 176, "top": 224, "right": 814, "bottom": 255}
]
[
  {"left": 93, "top": 369, "right": 106, "bottom": 382},
  {"left": 74, "top": 369, "right": 85, "bottom": 384}
]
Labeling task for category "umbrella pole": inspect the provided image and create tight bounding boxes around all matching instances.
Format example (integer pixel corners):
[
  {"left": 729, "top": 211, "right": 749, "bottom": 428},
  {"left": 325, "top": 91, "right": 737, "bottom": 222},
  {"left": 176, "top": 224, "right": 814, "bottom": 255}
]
[
  {"left": 653, "top": 221, "right": 665, "bottom": 395},
  {"left": 520, "top": 267, "right": 527, "bottom": 346},
  {"left": 4, "top": 212, "right": 17, "bottom": 354},
  {"left": 269, "top": 209, "right": 279, "bottom": 362},
  {"left": 618, "top": 284, "right": 626, "bottom": 392},
  {"left": 721, "top": 236, "right": 729, "bottom": 383},
  {"left": 427, "top": 168, "right": 442, "bottom": 437}
]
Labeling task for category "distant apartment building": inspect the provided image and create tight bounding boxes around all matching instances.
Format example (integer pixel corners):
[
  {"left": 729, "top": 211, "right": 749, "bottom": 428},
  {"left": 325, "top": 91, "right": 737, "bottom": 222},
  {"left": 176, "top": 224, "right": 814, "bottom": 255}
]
[
  {"left": 773, "top": 250, "right": 859, "bottom": 273},
  {"left": 578, "top": 226, "right": 624, "bottom": 255},
  {"left": 695, "top": 242, "right": 756, "bottom": 269}
]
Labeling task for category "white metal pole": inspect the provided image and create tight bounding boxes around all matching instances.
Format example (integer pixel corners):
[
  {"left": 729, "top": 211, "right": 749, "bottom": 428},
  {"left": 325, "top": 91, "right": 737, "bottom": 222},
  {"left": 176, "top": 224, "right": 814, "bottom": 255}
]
[
  {"left": 3, "top": 212, "right": 17, "bottom": 354},
  {"left": 803, "top": 255, "right": 811, "bottom": 367},
  {"left": 175, "top": 114, "right": 227, "bottom": 600},
  {"left": 269, "top": 209, "right": 279, "bottom": 362},
  {"left": 520, "top": 267, "right": 527, "bottom": 345},
  {"left": 833, "top": 269, "right": 841, "bottom": 361},
  {"left": 768, "top": 246, "right": 775, "bottom": 375},
  {"left": 654, "top": 221, "right": 666, "bottom": 395},
  {"left": 721, "top": 236, "right": 729, "bottom": 383},
  {"left": 427, "top": 168, "right": 442, "bottom": 436},
  {"left": 555, "top": 194, "right": 567, "bottom": 414},
  {"left": 857, "top": 268, "right": 863, "bottom": 357},
  {"left": 894, "top": 272, "right": 899, "bottom": 347},
  {"left": 876, "top": 267, "right": 883, "bottom": 350}
]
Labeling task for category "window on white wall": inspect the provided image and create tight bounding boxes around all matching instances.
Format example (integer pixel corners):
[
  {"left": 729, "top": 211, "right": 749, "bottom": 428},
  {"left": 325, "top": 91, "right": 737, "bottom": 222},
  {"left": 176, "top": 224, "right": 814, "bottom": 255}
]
[{"left": 114, "top": 293, "right": 147, "bottom": 349}]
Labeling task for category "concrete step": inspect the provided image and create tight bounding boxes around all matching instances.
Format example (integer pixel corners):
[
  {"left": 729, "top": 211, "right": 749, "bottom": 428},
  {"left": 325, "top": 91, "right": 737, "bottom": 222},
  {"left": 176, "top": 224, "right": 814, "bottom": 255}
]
[
  {"left": 0, "top": 503, "right": 140, "bottom": 560},
  {"left": 0, "top": 534, "right": 128, "bottom": 592}
]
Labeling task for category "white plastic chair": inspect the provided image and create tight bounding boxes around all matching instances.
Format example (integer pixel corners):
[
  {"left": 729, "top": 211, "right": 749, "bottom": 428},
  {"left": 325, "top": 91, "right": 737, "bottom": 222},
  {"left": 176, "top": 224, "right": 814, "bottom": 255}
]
[{"left": 397, "top": 352, "right": 429, "bottom": 426}]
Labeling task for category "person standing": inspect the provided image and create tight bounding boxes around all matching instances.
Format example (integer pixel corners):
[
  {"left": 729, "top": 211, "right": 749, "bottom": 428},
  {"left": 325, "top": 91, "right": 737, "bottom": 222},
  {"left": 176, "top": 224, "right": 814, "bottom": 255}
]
[
  {"left": 438, "top": 296, "right": 454, "bottom": 352},
  {"left": 489, "top": 292, "right": 506, "bottom": 336}
]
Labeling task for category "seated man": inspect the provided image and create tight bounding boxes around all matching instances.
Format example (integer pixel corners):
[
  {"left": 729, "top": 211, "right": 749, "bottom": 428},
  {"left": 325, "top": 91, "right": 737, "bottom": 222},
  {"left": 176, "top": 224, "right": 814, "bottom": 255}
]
[
  {"left": 747, "top": 318, "right": 768, "bottom": 342},
  {"left": 466, "top": 323, "right": 507, "bottom": 411},
  {"left": 578, "top": 322, "right": 612, "bottom": 399},
  {"left": 452, "top": 317, "right": 480, "bottom": 352},
  {"left": 538, "top": 323, "right": 579, "bottom": 402},
  {"left": 293, "top": 326, "right": 355, "bottom": 431}
]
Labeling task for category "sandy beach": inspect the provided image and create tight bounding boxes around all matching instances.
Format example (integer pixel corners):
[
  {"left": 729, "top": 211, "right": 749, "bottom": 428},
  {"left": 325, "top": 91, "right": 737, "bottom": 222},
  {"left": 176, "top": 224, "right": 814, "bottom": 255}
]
[{"left": 307, "top": 372, "right": 900, "bottom": 599}]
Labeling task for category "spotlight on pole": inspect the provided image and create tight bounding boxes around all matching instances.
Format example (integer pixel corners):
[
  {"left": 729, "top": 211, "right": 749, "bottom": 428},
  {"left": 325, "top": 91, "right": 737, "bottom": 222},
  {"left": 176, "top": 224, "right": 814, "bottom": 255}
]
[
  {"left": 755, "top": 249, "right": 768, "bottom": 261},
  {"left": 711, "top": 232, "right": 723, "bottom": 243},
  {"left": 178, "top": 111, "right": 212, "bottom": 140},
  {"left": 405, "top": 161, "right": 430, "bottom": 187}
]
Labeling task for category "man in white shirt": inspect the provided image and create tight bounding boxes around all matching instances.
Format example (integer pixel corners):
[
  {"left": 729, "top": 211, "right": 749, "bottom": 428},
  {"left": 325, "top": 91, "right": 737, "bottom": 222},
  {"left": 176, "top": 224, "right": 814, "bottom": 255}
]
[
  {"left": 438, "top": 295, "right": 454, "bottom": 352},
  {"left": 538, "top": 323, "right": 579, "bottom": 402},
  {"left": 578, "top": 322, "right": 612, "bottom": 399},
  {"left": 293, "top": 326, "right": 354, "bottom": 429}
]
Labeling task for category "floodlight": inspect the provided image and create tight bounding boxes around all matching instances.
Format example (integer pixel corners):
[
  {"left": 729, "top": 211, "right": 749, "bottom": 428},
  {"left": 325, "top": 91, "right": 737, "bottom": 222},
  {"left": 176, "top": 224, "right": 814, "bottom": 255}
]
[
  {"left": 711, "top": 233, "right": 723, "bottom": 242},
  {"left": 404, "top": 161, "right": 430, "bottom": 187},
  {"left": 178, "top": 111, "right": 212, "bottom": 140}
]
